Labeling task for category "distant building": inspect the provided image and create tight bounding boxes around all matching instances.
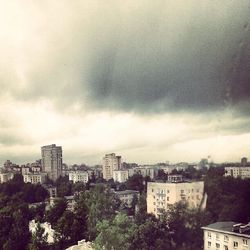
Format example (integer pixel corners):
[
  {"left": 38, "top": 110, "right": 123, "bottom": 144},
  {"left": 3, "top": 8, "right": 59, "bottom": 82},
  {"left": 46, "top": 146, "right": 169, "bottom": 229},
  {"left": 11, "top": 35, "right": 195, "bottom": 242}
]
[
  {"left": 136, "top": 166, "right": 159, "bottom": 179},
  {"left": 23, "top": 172, "right": 47, "bottom": 184},
  {"left": 202, "top": 222, "right": 250, "bottom": 250},
  {"left": 102, "top": 153, "right": 122, "bottom": 180},
  {"left": 113, "top": 170, "right": 129, "bottom": 183},
  {"left": 224, "top": 158, "right": 250, "bottom": 179},
  {"left": 41, "top": 144, "right": 62, "bottom": 181},
  {"left": 69, "top": 171, "right": 89, "bottom": 184},
  {"left": 147, "top": 176, "right": 204, "bottom": 217},
  {"left": 43, "top": 184, "right": 57, "bottom": 198},
  {"left": 21, "top": 166, "right": 30, "bottom": 175},
  {"left": 49, "top": 196, "right": 76, "bottom": 211},
  {"left": 114, "top": 190, "right": 139, "bottom": 208},
  {"left": 0, "top": 172, "right": 14, "bottom": 183}
]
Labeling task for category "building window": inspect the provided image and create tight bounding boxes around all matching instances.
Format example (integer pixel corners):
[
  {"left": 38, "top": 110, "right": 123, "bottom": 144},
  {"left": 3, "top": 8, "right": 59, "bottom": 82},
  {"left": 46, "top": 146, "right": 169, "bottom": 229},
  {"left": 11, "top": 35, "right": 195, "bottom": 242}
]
[
  {"left": 208, "top": 232, "right": 211, "bottom": 239},
  {"left": 224, "top": 235, "right": 229, "bottom": 242},
  {"left": 167, "top": 197, "right": 169, "bottom": 201},
  {"left": 208, "top": 241, "right": 211, "bottom": 248},
  {"left": 152, "top": 189, "right": 154, "bottom": 192},
  {"left": 233, "top": 241, "right": 238, "bottom": 248},
  {"left": 216, "top": 243, "right": 220, "bottom": 249},
  {"left": 216, "top": 234, "right": 220, "bottom": 240},
  {"left": 224, "top": 246, "right": 228, "bottom": 250},
  {"left": 243, "top": 239, "right": 248, "bottom": 245}
]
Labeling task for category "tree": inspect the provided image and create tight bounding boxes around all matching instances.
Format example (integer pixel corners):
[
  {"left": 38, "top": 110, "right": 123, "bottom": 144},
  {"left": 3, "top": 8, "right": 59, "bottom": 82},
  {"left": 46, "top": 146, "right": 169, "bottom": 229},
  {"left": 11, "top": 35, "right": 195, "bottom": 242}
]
[
  {"left": 130, "top": 216, "right": 171, "bottom": 250},
  {"left": 85, "top": 184, "right": 118, "bottom": 240},
  {"left": 46, "top": 198, "right": 67, "bottom": 226},
  {"left": 126, "top": 174, "right": 144, "bottom": 193},
  {"left": 94, "top": 213, "right": 136, "bottom": 250}
]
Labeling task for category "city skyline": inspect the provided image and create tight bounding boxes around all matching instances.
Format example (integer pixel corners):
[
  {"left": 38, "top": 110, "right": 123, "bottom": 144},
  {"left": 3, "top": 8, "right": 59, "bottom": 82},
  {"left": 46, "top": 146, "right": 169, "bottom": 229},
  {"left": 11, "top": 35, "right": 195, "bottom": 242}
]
[{"left": 0, "top": 1, "right": 249, "bottom": 165}]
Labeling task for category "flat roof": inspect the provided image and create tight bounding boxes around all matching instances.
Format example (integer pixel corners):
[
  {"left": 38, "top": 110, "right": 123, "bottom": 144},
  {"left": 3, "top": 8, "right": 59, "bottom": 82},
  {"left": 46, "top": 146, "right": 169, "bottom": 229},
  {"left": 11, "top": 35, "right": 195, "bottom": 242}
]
[
  {"left": 202, "top": 222, "right": 250, "bottom": 238},
  {"left": 114, "top": 190, "right": 139, "bottom": 195}
]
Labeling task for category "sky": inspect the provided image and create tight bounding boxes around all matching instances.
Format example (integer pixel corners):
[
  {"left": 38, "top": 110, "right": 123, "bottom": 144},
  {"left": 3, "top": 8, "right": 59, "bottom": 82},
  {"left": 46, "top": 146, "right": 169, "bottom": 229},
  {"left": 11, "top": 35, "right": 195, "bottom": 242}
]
[{"left": 0, "top": 0, "right": 250, "bottom": 165}]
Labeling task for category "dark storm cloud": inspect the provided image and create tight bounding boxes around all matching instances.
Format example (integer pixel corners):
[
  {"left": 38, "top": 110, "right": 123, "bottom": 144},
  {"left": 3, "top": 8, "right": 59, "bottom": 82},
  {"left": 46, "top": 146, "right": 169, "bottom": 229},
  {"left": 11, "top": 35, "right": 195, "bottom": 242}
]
[
  {"left": 84, "top": 1, "right": 250, "bottom": 114},
  {"left": 1, "top": 1, "right": 249, "bottom": 115}
]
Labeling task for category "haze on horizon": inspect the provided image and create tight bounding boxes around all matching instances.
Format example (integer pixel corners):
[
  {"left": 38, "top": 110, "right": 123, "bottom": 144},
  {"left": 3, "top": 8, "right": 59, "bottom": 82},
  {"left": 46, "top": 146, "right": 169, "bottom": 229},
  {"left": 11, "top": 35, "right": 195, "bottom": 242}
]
[{"left": 0, "top": 0, "right": 250, "bottom": 166}]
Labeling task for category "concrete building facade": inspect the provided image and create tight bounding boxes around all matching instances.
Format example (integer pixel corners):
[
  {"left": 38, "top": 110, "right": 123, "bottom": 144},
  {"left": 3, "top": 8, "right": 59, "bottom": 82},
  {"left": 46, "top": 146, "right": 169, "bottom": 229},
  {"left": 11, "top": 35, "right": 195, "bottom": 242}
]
[
  {"left": 202, "top": 222, "right": 250, "bottom": 250},
  {"left": 114, "top": 190, "right": 139, "bottom": 208},
  {"left": 113, "top": 170, "right": 129, "bottom": 183},
  {"left": 41, "top": 144, "right": 62, "bottom": 181},
  {"left": 102, "top": 153, "right": 122, "bottom": 180},
  {"left": 23, "top": 172, "right": 47, "bottom": 184},
  {"left": 69, "top": 171, "right": 89, "bottom": 184},
  {"left": 147, "top": 178, "right": 204, "bottom": 217},
  {"left": 0, "top": 172, "right": 14, "bottom": 183}
]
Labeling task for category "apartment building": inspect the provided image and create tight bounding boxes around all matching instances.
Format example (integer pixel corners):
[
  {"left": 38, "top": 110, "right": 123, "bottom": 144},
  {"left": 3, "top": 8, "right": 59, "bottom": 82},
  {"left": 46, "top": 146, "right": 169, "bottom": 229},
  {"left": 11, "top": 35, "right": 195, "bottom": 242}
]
[
  {"left": 23, "top": 172, "right": 47, "bottom": 184},
  {"left": 202, "top": 222, "right": 250, "bottom": 250},
  {"left": 114, "top": 190, "right": 139, "bottom": 208},
  {"left": 0, "top": 172, "right": 14, "bottom": 183},
  {"left": 41, "top": 144, "right": 62, "bottom": 181},
  {"left": 113, "top": 170, "right": 129, "bottom": 183},
  {"left": 102, "top": 153, "right": 122, "bottom": 180},
  {"left": 147, "top": 175, "right": 204, "bottom": 217},
  {"left": 69, "top": 171, "right": 89, "bottom": 184}
]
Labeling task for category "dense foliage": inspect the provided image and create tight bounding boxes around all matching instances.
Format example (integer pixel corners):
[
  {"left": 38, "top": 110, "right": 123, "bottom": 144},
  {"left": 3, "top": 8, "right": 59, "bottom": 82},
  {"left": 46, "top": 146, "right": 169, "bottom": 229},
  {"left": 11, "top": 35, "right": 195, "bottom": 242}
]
[{"left": 1, "top": 168, "right": 250, "bottom": 249}]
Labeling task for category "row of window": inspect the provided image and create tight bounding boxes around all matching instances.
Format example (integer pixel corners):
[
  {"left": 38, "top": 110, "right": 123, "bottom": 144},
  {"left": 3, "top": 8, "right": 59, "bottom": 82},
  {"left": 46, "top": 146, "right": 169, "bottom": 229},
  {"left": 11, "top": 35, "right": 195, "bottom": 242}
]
[{"left": 208, "top": 236, "right": 248, "bottom": 248}]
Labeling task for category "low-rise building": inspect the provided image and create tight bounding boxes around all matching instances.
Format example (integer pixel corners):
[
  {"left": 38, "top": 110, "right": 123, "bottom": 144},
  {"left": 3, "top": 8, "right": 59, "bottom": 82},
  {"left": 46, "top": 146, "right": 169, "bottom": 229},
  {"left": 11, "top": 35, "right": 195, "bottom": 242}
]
[
  {"left": 21, "top": 166, "right": 30, "bottom": 175},
  {"left": 202, "top": 222, "right": 250, "bottom": 250},
  {"left": 69, "top": 171, "right": 89, "bottom": 184},
  {"left": 225, "top": 166, "right": 250, "bottom": 179},
  {"left": 147, "top": 176, "right": 204, "bottom": 217},
  {"left": 23, "top": 172, "right": 47, "bottom": 184},
  {"left": 0, "top": 172, "right": 14, "bottom": 183},
  {"left": 113, "top": 170, "right": 129, "bottom": 183},
  {"left": 114, "top": 190, "right": 139, "bottom": 208}
]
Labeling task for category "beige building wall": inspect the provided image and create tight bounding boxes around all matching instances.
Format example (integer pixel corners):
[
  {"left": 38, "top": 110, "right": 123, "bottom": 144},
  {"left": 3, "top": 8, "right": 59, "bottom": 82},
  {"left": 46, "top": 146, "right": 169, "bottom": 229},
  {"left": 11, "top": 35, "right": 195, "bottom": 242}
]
[
  {"left": 203, "top": 228, "right": 250, "bottom": 250},
  {"left": 69, "top": 171, "right": 89, "bottom": 184},
  {"left": 147, "top": 181, "right": 204, "bottom": 217},
  {"left": 113, "top": 170, "right": 129, "bottom": 183},
  {"left": 225, "top": 166, "right": 250, "bottom": 179}
]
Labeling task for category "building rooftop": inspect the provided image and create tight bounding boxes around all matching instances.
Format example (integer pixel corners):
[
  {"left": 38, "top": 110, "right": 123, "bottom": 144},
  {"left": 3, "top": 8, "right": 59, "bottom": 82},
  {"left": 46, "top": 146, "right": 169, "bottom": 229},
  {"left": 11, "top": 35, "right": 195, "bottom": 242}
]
[
  {"left": 114, "top": 190, "right": 139, "bottom": 195},
  {"left": 202, "top": 222, "right": 250, "bottom": 237}
]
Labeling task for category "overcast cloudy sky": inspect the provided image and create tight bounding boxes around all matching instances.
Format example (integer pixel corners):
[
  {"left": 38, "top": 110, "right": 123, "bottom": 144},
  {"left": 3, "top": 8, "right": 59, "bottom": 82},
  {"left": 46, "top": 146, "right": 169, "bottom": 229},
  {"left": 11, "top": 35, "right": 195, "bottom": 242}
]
[{"left": 0, "top": 0, "right": 249, "bottom": 165}]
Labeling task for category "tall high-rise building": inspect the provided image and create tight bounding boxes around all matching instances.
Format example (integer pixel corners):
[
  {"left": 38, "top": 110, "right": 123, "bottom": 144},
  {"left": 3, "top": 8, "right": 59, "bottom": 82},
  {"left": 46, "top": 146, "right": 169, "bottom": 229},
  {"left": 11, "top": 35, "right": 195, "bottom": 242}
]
[
  {"left": 102, "top": 153, "right": 122, "bottom": 180},
  {"left": 41, "top": 144, "right": 62, "bottom": 181}
]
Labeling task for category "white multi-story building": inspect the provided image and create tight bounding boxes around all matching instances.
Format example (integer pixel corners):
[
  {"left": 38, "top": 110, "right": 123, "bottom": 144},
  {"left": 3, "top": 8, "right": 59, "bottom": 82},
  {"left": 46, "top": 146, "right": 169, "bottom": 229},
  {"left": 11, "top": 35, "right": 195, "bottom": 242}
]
[
  {"left": 0, "top": 172, "right": 14, "bottom": 183},
  {"left": 225, "top": 166, "right": 250, "bottom": 179},
  {"left": 41, "top": 144, "right": 62, "bottom": 181},
  {"left": 114, "top": 190, "right": 140, "bottom": 208},
  {"left": 202, "top": 222, "right": 250, "bottom": 250},
  {"left": 23, "top": 172, "right": 47, "bottom": 184},
  {"left": 225, "top": 158, "right": 250, "bottom": 180},
  {"left": 21, "top": 166, "right": 30, "bottom": 175},
  {"left": 69, "top": 171, "right": 89, "bottom": 184},
  {"left": 147, "top": 175, "right": 204, "bottom": 217},
  {"left": 102, "top": 153, "right": 122, "bottom": 180},
  {"left": 113, "top": 170, "right": 129, "bottom": 183}
]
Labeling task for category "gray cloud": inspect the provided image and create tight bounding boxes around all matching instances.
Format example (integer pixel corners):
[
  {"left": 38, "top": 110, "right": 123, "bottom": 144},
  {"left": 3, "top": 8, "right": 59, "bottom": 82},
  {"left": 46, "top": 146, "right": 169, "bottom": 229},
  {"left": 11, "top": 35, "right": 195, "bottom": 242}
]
[
  {"left": 1, "top": 1, "right": 249, "bottom": 115},
  {"left": 84, "top": 1, "right": 250, "bottom": 114}
]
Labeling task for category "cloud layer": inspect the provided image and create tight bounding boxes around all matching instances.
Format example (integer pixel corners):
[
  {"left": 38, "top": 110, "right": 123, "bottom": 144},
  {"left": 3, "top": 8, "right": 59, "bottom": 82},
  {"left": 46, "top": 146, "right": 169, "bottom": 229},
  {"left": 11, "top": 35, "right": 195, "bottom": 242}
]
[{"left": 0, "top": 1, "right": 250, "bottom": 164}]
